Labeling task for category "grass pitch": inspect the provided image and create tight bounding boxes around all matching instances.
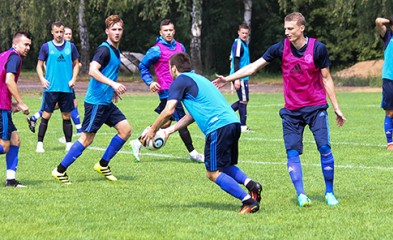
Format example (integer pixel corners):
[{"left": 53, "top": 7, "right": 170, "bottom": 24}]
[{"left": 1, "top": 91, "right": 392, "bottom": 239}]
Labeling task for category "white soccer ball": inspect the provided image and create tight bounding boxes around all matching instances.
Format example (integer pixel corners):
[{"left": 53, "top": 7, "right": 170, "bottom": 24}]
[{"left": 142, "top": 127, "right": 166, "bottom": 151}]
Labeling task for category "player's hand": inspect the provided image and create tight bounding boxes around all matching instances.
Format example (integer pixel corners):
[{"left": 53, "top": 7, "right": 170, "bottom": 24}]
[
  {"left": 18, "top": 102, "right": 30, "bottom": 115},
  {"left": 141, "top": 126, "right": 155, "bottom": 145},
  {"left": 41, "top": 79, "right": 50, "bottom": 89},
  {"left": 112, "top": 93, "right": 122, "bottom": 103},
  {"left": 212, "top": 74, "right": 229, "bottom": 88},
  {"left": 149, "top": 82, "right": 161, "bottom": 93},
  {"left": 334, "top": 109, "right": 346, "bottom": 126},
  {"left": 234, "top": 80, "right": 241, "bottom": 90},
  {"left": 112, "top": 82, "right": 126, "bottom": 97},
  {"left": 68, "top": 80, "right": 76, "bottom": 88}
]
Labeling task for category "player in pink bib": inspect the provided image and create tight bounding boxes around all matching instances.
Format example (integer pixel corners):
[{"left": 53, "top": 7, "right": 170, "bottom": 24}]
[{"left": 214, "top": 12, "right": 346, "bottom": 207}]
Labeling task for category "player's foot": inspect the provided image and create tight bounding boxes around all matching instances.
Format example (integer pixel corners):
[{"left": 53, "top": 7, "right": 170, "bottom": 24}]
[
  {"left": 5, "top": 179, "right": 27, "bottom": 188},
  {"left": 325, "top": 192, "right": 339, "bottom": 206},
  {"left": 189, "top": 150, "right": 204, "bottom": 163},
  {"left": 130, "top": 139, "right": 142, "bottom": 161},
  {"left": 297, "top": 193, "right": 311, "bottom": 207},
  {"left": 26, "top": 116, "right": 36, "bottom": 133},
  {"left": 51, "top": 168, "right": 71, "bottom": 184},
  {"left": 387, "top": 143, "right": 393, "bottom": 151},
  {"left": 249, "top": 182, "right": 263, "bottom": 203},
  {"left": 239, "top": 200, "right": 260, "bottom": 214},
  {"left": 36, "top": 142, "right": 45, "bottom": 153},
  {"left": 93, "top": 163, "right": 117, "bottom": 181},
  {"left": 65, "top": 142, "right": 73, "bottom": 152},
  {"left": 241, "top": 125, "right": 253, "bottom": 133}
]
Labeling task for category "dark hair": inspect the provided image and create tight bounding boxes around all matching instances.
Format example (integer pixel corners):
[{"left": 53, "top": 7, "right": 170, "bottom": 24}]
[
  {"left": 239, "top": 22, "right": 250, "bottom": 30},
  {"left": 169, "top": 52, "right": 192, "bottom": 73},
  {"left": 13, "top": 31, "right": 31, "bottom": 40},
  {"left": 160, "top": 19, "right": 174, "bottom": 28},
  {"left": 51, "top": 21, "right": 65, "bottom": 29},
  {"left": 284, "top": 12, "right": 306, "bottom": 26},
  {"left": 389, "top": 15, "right": 393, "bottom": 26}
]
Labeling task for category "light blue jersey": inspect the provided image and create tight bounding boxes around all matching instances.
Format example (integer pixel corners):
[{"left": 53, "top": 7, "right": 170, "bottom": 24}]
[
  {"left": 382, "top": 32, "right": 393, "bottom": 81},
  {"left": 230, "top": 38, "right": 250, "bottom": 81},
  {"left": 85, "top": 42, "right": 121, "bottom": 105},
  {"left": 171, "top": 72, "right": 239, "bottom": 135},
  {"left": 45, "top": 41, "right": 73, "bottom": 93}
]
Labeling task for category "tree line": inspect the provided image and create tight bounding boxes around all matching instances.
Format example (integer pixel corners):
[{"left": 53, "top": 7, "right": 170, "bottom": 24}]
[{"left": 0, "top": 0, "right": 392, "bottom": 75}]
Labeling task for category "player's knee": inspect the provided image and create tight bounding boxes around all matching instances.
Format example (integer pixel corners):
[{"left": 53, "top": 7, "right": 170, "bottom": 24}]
[
  {"left": 206, "top": 171, "right": 218, "bottom": 182},
  {"left": 318, "top": 145, "right": 331, "bottom": 156}
]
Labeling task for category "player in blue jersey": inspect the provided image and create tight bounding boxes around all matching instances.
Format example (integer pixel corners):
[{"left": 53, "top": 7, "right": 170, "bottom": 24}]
[
  {"left": 51, "top": 15, "right": 131, "bottom": 184},
  {"left": 229, "top": 23, "right": 252, "bottom": 132},
  {"left": 27, "top": 27, "right": 82, "bottom": 135},
  {"left": 35, "top": 22, "right": 80, "bottom": 153},
  {"left": 0, "top": 32, "right": 32, "bottom": 187},
  {"left": 143, "top": 52, "right": 262, "bottom": 214},
  {"left": 376, "top": 16, "right": 393, "bottom": 150}
]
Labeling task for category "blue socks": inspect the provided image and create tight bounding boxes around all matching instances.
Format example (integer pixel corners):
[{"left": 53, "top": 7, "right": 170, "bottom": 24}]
[
  {"left": 60, "top": 140, "right": 85, "bottom": 169},
  {"left": 6, "top": 145, "right": 19, "bottom": 172},
  {"left": 319, "top": 145, "right": 335, "bottom": 194},
  {"left": 223, "top": 165, "right": 248, "bottom": 185},
  {"left": 71, "top": 107, "right": 82, "bottom": 133},
  {"left": 239, "top": 103, "right": 247, "bottom": 126},
  {"left": 384, "top": 116, "right": 393, "bottom": 144},
  {"left": 102, "top": 135, "right": 126, "bottom": 163},
  {"left": 215, "top": 172, "right": 248, "bottom": 200},
  {"left": 287, "top": 150, "right": 305, "bottom": 196}
]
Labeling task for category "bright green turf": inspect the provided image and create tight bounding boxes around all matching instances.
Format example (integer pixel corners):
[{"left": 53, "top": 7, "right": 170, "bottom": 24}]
[{"left": 1, "top": 91, "right": 392, "bottom": 239}]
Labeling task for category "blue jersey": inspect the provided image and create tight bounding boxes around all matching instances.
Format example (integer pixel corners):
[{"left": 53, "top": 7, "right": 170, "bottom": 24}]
[
  {"left": 38, "top": 41, "right": 79, "bottom": 93},
  {"left": 230, "top": 38, "right": 250, "bottom": 81},
  {"left": 168, "top": 71, "right": 239, "bottom": 135},
  {"left": 85, "top": 41, "right": 121, "bottom": 105},
  {"left": 382, "top": 30, "right": 393, "bottom": 80},
  {"left": 262, "top": 37, "right": 331, "bottom": 69}
]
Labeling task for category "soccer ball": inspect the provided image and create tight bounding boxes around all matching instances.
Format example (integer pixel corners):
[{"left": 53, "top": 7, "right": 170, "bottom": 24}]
[{"left": 141, "top": 127, "right": 166, "bottom": 151}]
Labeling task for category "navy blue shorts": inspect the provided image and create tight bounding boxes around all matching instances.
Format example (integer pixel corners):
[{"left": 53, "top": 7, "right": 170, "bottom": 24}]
[
  {"left": 279, "top": 104, "right": 330, "bottom": 154},
  {"left": 82, "top": 102, "right": 126, "bottom": 133},
  {"left": 154, "top": 98, "right": 186, "bottom": 121},
  {"left": 0, "top": 110, "right": 17, "bottom": 141},
  {"left": 381, "top": 79, "right": 393, "bottom": 110},
  {"left": 236, "top": 80, "right": 249, "bottom": 102},
  {"left": 42, "top": 92, "right": 74, "bottom": 113},
  {"left": 204, "top": 123, "right": 240, "bottom": 171}
]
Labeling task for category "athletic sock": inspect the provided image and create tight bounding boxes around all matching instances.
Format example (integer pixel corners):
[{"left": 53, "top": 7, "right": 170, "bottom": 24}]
[
  {"left": 33, "top": 110, "right": 42, "bottom": 121},
  {"left": 384, "top": 116, "right": 393, "bottom": 144},
  {"left": 179, "top": 127, "right": 194, "bottom": 153},
  {"left": 60, "top": 140, "right": 85, "bottom": 169},
  {"left": 223, "top": 165, "right": 248, "bottom": 185},
  {"left": 63, "top": 119, "right": 73, "bottom": 142},
  {"left": 287, "top": 152, "right": 305, "bottom": 196},
  {"left": 215, "top": 172, "right": 248, "bottom": 200},
  {"left": 321, "top": 153, "right": 335, "bottom": 194},
  {"left": 239, "top": 103, "right": 247, "bottom": 126},
  {"left": 231, "top": 101, "right": 239, "bottom": 111},
  {"left": 38, "top": 118, "right": 49, "bottom": 142},
  {"left": 6, "top": 145, "right": 19, "bottom": 175},
  {"left": 71, "top": 107, "right": 82, "bottom": 132},
  {"left": 101, "top": 135, "right": 126, "bottom": 163}
]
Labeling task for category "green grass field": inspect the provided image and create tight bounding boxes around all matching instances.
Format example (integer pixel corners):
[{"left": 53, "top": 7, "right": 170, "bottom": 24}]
[{"left": 1, "top": 91, "right": 392, "bottom": 240}]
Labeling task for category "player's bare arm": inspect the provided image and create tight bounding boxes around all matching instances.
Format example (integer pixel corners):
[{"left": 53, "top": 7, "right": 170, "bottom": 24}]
[
  {"left": 375, "top": 17, "right": 390, "bottom": 37},
  {"left": 5, "top": 72, "right": 29, "bottom": 115},
  {"left": 321, "top": 67, "right": 346, "bottom": 126},
  {"left": 36, "top": 60, "right": 50, "bottom": 89},
  {"left": 89, "top": 60, "right": 126, "bottom": 96},
  {"left": 69, "top": 58, "right": 80, "bottom": 88}
]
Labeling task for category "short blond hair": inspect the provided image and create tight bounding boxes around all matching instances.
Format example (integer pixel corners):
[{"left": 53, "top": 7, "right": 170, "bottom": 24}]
[
  {"left": 284, "top": 12, "right": 306, "bottom": 26},
  {"left": 105, "top": 15, "right": 123, "bottom": 29}
]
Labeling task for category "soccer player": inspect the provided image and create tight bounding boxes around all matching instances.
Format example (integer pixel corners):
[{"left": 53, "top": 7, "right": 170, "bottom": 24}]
[
  {"left": 214, "top": 12, "right": 346, "bottom": 207},
  {"left": 0, "top": 32, "right": 32, "bottom": 187},
  {"left": 27, "top": 26, "right": 83, "bottom": 135},
  {"left": 35, "top": 22, "right": 80, "bottom": 152},
  {"left": 375, "top": 16, "right": 393, "bottom": 150},
  {"left": 143, "top": 52, "right": 262, "bottom": 214},
  {"left": 51, "top": 15, "right": 132, "bottom": 184},
  {"left": 229, "top": 23, "right": 252, "bottom": 132},
  {"left": 130, "top": 19, "right": 204, "bottom": 163}
]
